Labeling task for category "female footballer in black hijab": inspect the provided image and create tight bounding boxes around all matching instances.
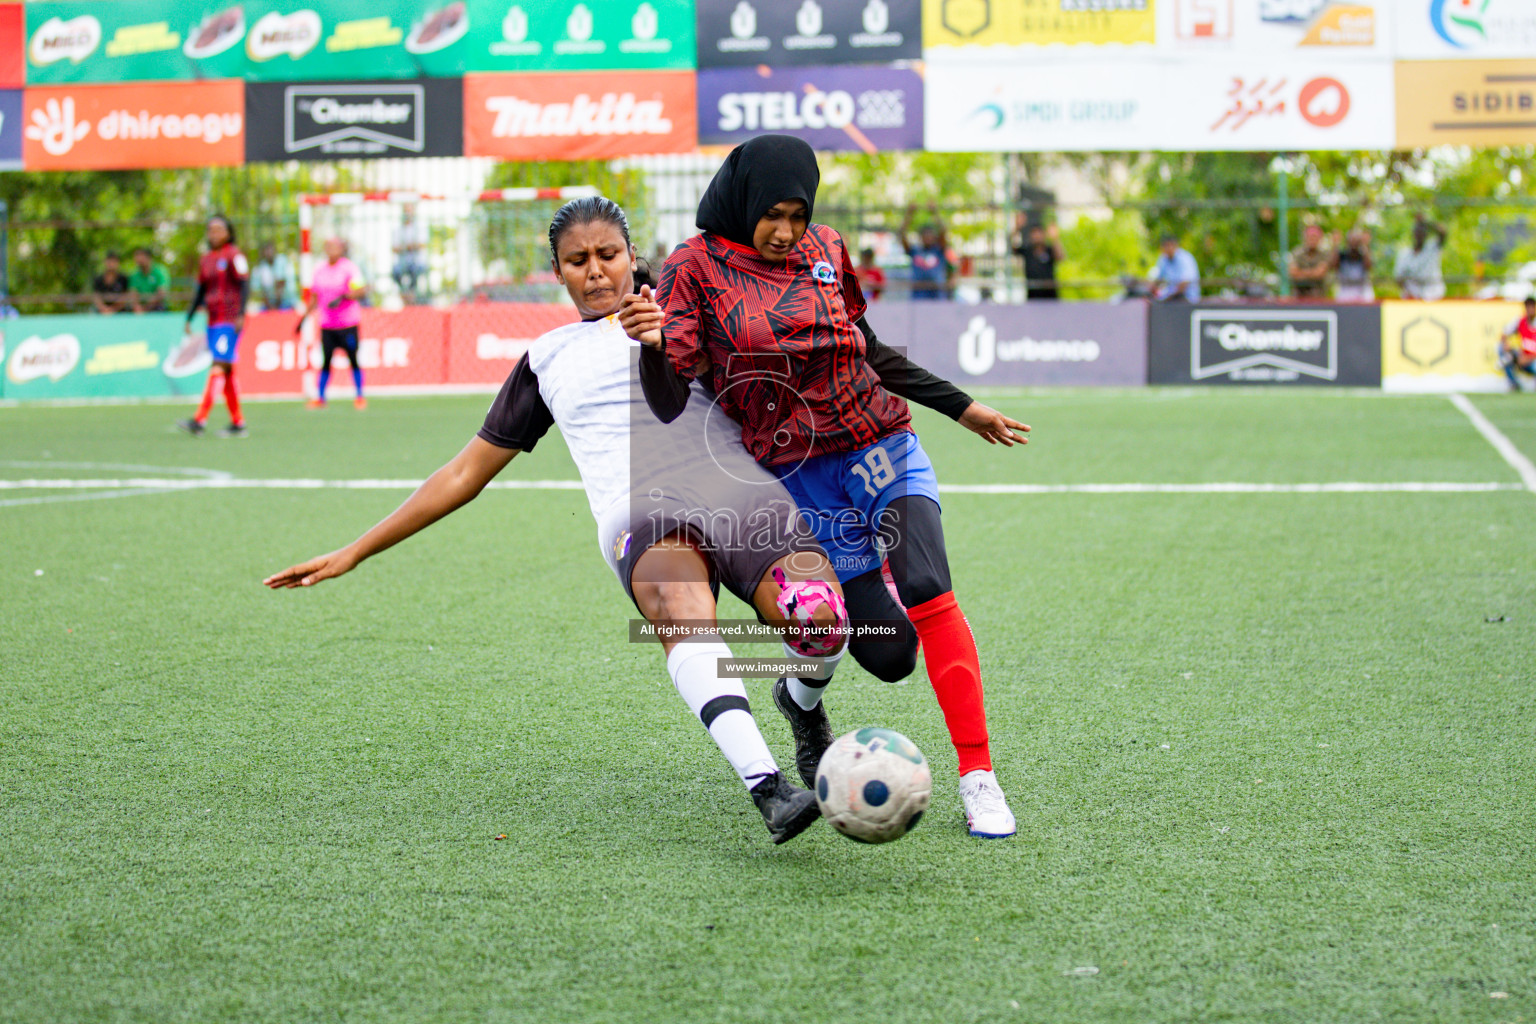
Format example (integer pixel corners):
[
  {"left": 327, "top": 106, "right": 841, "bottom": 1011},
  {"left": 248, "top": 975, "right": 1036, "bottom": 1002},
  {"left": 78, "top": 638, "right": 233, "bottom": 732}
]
[{"left": 621, "top": 136, "right": 1030, "bottom": 838}]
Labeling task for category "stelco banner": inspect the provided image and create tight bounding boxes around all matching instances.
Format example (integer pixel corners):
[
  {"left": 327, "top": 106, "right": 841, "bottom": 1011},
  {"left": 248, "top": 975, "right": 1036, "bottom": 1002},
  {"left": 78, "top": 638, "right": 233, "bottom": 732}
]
[
  {"left": 245, "top": 78, "right": 463, "bottom": 160},
  {"left": 1380, "top": 299, "right": 1521, "bottom": 393},
  {"left": 697, "top": 0, "right": 919, "bottom": 68},
  {"left": 2, "top": 312, "right": 211, "bottom": 400},
  {"left": 696, "top": 64, "right": 923, "bottom": 152},
  {"left": 1147, "top": 302, "right": 1382, "bottom": 386},
  {"left": 25, "top": 1, "right": 692, "bottom": 84},
  {"left": 873, "top": 300, "right": 1147, "bottom": 387},
  {"left": 463, "top": 69, "right": 696, "bottom": 160},
  {"left": 23, "top": 80, "right": 245, "bottom": 170}
]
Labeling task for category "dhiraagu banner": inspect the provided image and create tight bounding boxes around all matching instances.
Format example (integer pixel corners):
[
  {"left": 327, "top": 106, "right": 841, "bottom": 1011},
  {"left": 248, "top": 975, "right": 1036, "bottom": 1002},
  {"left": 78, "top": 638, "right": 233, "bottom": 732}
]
[
  {"left": 26, "top": 0, "right": 693, "bottom": 83},
  {"left": 2, "top": 313, "right": 212, "bottom": 400}
]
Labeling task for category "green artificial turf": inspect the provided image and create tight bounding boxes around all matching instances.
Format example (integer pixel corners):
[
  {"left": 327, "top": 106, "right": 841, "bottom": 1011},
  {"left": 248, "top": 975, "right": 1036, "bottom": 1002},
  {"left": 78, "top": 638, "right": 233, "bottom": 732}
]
[{"left": 2, "top": 390, "right": 1533, "bottom": 1023}]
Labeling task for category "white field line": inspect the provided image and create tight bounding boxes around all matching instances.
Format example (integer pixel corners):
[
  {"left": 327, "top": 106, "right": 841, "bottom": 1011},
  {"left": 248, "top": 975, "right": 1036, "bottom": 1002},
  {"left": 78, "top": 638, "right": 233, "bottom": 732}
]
[
  {"left": 0, "top": 478, "right": 1523, "bottom": 495},
  {"left": 1449, "top": 393, "right": 1536, "bottom": 493}
]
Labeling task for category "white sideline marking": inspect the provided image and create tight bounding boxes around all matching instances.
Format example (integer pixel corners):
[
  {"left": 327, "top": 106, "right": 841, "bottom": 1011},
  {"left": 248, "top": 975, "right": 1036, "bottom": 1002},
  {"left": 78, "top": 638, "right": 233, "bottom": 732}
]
[
  {"left": 1449, "top": 393, "right": 1536, "bottom": 493},
  {"left": 0, "top": 478, "right": 1523, "bottom": 495}
]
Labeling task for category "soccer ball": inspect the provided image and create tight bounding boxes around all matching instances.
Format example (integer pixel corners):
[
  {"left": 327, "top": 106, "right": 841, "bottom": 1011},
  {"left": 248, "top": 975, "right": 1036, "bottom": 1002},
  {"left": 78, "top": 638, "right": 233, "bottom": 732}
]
[{"left": 814, "top": 727, "right": 932, "bottom": 844}]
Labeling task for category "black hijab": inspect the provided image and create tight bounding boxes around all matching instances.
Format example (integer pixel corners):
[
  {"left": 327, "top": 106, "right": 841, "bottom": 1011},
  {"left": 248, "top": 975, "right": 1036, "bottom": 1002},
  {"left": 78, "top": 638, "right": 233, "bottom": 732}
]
[{"left": 695, "top": 135, "right": 820, "bottom": 248}]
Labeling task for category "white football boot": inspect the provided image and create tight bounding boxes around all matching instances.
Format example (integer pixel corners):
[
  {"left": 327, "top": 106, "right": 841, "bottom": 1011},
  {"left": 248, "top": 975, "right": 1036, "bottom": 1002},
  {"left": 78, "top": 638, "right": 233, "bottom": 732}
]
[{"left": 959, "top": 769, "right": 1017, "bottom": 838}]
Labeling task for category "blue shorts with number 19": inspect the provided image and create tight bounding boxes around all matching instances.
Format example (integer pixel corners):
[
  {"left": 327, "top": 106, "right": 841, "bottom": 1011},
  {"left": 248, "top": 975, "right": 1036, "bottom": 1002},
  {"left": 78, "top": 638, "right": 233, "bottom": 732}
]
[{"left": 772, "top": 430, "right": 941, "bottom": 583}]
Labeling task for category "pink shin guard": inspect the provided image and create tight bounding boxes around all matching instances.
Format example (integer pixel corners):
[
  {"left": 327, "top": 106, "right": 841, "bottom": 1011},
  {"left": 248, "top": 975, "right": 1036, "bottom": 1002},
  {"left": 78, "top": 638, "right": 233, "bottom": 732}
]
[{"left": 772, "top": 568, "right": 849, "bottom": 657}]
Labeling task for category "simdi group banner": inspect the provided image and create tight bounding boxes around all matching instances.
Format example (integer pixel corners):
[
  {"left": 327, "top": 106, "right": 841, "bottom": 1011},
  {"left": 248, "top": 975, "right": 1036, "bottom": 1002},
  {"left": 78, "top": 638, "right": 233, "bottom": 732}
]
[
  {"left": 925, "top": 58, "right": 1395, "bottom": 152},
  {"left": 1380, "top": 299, "right": 1522, "bottom": 394},
  {"left": 696, "top": 64, "right": 923, "bottom": 153},
  {"left": 24, "top": 0, "right": 693, "bottom": 85}
]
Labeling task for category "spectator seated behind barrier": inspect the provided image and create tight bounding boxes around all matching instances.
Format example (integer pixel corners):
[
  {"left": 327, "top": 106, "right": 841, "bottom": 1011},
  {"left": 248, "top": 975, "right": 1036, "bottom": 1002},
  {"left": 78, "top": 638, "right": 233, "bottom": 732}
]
[
  {"left": 1394, "top": 214, "right": 1447, "bottom": 301},
  {"left": 1011, "top": 213, "right": 1064, "bottom": 301},
  {"left": 1150, "top": 235, "right": 1201, "bottom": 302},
  {"left": 128, "top": 247, "right": 169, "bottom": 313},
  {"left": 856, "top": 247, "right": 886, "bottom": 301},
  {"left": 1288, "top": 223, "right": 1332, "bottom": 299},
  {"left": 392, "top": 206, "right": 429, "bottom": 303},
  {"left": 93, "top": 252, "right": 131, "bottom": 314},
  {"left": 900, "top": 201, "right": 955, "bottom": 301},
  {"left": 252, "top": 242, "right": 295, "bottom": 311},
  {"left": 1334, "top": 227, "right": 1375, "bottom": 302}
]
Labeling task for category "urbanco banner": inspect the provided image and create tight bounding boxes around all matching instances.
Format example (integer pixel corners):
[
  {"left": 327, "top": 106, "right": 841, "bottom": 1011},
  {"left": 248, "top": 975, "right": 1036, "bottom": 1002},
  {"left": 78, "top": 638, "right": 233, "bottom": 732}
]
[
  {"left": 869, "top": 300, "right": 1147, "bottom": 387},
  {"left": 1147, "top": 302, "right": 1382, "bottom": 386},
  {"left": 696, "top": 64, "right": 923, "bottom": 152},
  {"left": 698, "top": 0, "right": 919, "bottom": 68},
  {"left": 23, "top": 80, "right": 244, "bottom": 170},
  {"left": 924, "top": 57, "right": 1394, "bottom": 151},
  {"left": 463, "top": 70, "right": 696, "bottom": 160},
  {"left": 245, "top": 78, "right": 463, "bottom": 161}
]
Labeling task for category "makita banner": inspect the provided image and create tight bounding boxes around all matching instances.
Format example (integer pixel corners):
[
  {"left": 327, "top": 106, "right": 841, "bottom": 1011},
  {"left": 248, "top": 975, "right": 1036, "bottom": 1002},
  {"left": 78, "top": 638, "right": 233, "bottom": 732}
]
[
  {"left": 1147, "top": 302, "right": 1382, "bottom": 386},
  {"left": 463, "top": 70, "right": 695, "bottom": 160},
  {"left": 697, "top": 63, "right": 922, "bottom": 152},
  {"left": 871, "top": 300, "right": 1147, "bottom": 387},
  {"left": 697, "top": 0, "right": 919, "bottom": 67},
  {"left": 245, "top": 78, "right": 463, "bottom": 161}
]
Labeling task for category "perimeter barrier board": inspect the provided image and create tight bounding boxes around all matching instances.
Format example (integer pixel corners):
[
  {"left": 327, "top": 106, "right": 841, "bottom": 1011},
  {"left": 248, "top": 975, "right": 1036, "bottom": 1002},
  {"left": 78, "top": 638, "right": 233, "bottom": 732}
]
[
  {"left": 873, "top": 300, "right": 1148, "bottom": 387},
  {"left": 3, "top": 312, "right": 212, "bottom": 400},
  {"left": 1147, "top": 302, "right": 1382, "bottom": 386},
  {"left": 1380, "top": 299, "right": 1522, "bottom": 394}
]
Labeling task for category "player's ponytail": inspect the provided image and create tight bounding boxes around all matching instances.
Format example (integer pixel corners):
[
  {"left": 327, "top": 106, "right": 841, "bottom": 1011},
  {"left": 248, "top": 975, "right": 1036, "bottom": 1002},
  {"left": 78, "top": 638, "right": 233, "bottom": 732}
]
[{"left": 632, "top": 256, "right": 655, "bottom": 291}]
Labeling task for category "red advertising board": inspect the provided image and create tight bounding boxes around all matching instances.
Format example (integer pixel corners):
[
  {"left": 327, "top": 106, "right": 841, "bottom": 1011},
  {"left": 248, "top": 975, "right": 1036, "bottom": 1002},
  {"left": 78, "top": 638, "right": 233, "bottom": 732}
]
[
  {"left": 237, "top": 307, "right": 447, "bottom": 397},
  {"left": 0, "top": 4, "right": 23, "bottom": 89},
  {"left": 463, "top": 70, "right": 696, "bottom": 161},
  {"left": 23, "top": 80, "right": 244, "bottom": 170},
  {"left": 445, "top": 302, "right": 577, "bottom": 385}
]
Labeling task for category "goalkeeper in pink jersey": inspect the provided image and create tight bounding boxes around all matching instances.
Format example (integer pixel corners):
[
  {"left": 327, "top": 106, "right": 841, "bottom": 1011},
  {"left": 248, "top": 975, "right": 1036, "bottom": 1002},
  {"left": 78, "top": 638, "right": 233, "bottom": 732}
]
[{"left": 302, "top": 237, "right": 368, "bottom": 410}]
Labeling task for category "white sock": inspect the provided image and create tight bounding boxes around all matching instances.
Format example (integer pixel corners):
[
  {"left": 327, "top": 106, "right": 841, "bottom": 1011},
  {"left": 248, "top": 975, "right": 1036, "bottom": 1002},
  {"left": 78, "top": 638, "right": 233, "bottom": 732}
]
[
  {"left": 782, "top": 641, "right": 845, "bottom": 711},
  {"left": 666, "top": 637, "right": 778, "bottom": 789}
]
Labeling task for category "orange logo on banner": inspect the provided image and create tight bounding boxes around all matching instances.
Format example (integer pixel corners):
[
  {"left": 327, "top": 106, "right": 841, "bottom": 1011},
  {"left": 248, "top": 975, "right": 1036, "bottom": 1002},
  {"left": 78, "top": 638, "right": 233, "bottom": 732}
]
[
  {"left": 464, "top": 71, "right": 695, "bottom": 161},
  {"left": 23, "top": 80, "right": 245, "bottom": 171}
]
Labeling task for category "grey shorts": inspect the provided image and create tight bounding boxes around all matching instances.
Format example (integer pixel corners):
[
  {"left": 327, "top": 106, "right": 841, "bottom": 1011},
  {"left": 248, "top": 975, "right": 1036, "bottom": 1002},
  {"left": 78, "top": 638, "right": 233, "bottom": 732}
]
[{"left": 597, "top": 482, "right": 827, "bottom": 610}]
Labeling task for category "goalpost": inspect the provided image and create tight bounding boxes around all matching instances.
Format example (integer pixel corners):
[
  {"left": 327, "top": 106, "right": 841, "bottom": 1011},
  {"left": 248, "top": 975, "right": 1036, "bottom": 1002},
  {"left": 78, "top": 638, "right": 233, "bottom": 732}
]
[{"left": 297, "top": 186, "right": 600, "bottom": 307}]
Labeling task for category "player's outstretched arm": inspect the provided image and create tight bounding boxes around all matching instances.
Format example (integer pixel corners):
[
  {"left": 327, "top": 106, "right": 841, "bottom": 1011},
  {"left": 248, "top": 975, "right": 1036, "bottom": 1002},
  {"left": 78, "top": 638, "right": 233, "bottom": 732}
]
[{"left": 264, "top": 437, "right": 517, "bottom": 589}]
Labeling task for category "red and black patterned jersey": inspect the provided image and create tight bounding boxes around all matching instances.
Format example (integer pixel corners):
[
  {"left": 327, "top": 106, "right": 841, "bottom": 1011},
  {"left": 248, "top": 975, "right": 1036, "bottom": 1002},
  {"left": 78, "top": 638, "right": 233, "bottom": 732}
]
[
  {"left": 655, "top": 224, "right": 910, "bottom": 467},
  {"left": 197, "top": 244, "right": 248, "bottom": 327}
]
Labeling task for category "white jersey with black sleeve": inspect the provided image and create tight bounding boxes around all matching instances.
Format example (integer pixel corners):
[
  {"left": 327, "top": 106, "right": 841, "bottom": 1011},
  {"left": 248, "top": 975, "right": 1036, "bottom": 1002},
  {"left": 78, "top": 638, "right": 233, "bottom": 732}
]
[{"left": 476, "top": 313, "right": 819, "bottom": 602}]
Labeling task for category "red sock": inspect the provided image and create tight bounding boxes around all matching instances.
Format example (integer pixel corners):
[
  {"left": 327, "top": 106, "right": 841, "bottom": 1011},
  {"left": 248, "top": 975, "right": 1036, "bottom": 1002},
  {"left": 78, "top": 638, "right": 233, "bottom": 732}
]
[
  {"left": 222, "top": 369, "right": 243, "bottom": 426},
  {"left": 908, "top": 591, "right": 991, "bottom": 775},
  {"left": 194, "top": 372, "right": 219, "bottom": 423}
]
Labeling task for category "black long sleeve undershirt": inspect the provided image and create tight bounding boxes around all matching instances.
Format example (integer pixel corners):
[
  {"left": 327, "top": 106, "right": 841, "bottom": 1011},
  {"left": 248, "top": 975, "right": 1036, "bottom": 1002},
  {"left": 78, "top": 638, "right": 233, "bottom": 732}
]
[{"left": 636, "top": 316, "right": 976, "bottom": 425}]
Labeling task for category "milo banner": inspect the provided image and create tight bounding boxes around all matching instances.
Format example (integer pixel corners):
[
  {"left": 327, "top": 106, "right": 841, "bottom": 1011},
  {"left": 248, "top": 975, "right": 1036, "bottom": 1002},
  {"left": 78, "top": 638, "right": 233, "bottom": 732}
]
[
  {"left": 2, "top": 313, "right": 212, "bottom": 400},
  {"left": 1147, "top": 302, "right": 1382, "bottom": 386},
  {"left": 26, "top": 0, "right": 693, "bottom": 84}
]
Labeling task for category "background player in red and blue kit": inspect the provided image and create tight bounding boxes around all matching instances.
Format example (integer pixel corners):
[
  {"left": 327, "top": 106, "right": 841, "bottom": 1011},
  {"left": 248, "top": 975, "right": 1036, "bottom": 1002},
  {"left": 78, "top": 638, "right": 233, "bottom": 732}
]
[
  {"left": 1499, "top": 297, "right": 1536, "bottom": 393},
  {"left": 178, "top": 215, "right": 250, "bottom": 438},
  {"left": 622, "top": 136, "right": 1031, "bottom": 838}
]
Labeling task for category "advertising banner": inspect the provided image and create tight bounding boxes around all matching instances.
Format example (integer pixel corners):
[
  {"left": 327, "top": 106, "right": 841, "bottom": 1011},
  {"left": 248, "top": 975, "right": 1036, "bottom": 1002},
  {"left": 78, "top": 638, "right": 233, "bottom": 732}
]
[
  {"left": 925, "top": 57, "right": 1393, "bottom": 151},
  {"left": 24, "top": 0, "right": 472, "bottom": 84},
  {"left": 1381, "top": 299, "right": 1520, "bottom": 393},
  {"left": 23, "top": 80, "right": 244, "bottom": 170},
  {"left": 1394, "top": 59, "right": 1536, "bottom": 148},
  {"left": 236, "top": 307, "right": 447, "bottom": 396},
  {"left": 871, "top": 300, "right": 1147, "bottom": 387},
  {"left": 924, "top": 0, "right": 1156, "bottom": 49},
  {"left": 1395, "top": 0, "right": 1536, "bottom": 60},
  {"left": 697, "top": 64, "right": 922, "bottom": 152},
  {"left": 445, "top": 302, "right": 578, "bottom": 385},
  {"left": 0, "top": 89, "right": 21, "bottom": 169},
  {"left": 1160, "top": 0, "right": 1389, "bottom": 57},
  {"left": 0, "top": 4, "right": 23, "bottom": 88},
  {"left": 1147, "top": 302, "right": 1382, "bottom": 386},
  {"left": 246, "top": 78, "right": 463, "bottom": 161},
  {"left": 696, "top": 0, "right": 919, "bottom": 68},
  {"left": 462, "top": 0, "right": 694, "bottom": 72},
  {"left": 2, "top": 313, "right": 211, "bottom": 400},
  {"left": 463, "top": 70, "right": 696, "bottom": 160}
]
